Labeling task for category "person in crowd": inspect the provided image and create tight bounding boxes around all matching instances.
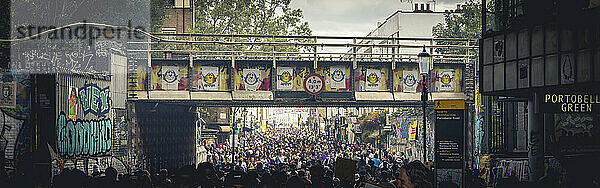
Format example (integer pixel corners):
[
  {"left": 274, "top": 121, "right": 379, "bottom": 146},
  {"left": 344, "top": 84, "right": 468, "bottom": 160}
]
[{"left": 392, "top": 160, "right": 434, "bottom": 188}]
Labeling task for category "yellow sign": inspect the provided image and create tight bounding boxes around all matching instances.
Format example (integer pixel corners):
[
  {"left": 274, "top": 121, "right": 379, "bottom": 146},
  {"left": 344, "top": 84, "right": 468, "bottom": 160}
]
[
  {"left": 434, "top": 100, "right": 465, "bottom": 110},
  {"left": 541, "top": 93, "right": 600, "bottom": 113}
]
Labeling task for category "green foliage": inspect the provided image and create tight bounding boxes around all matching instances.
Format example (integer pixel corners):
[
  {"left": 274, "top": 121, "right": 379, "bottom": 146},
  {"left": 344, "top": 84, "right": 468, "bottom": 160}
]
[
  {"left": 432, "top": 0, "right": 481, "bottom": 55},
  {"left": 152, "top": 0, "right": 313, "bottom": 57},
  {"left": 151, "top": 0, "right": 172, "bottom": 32},
  {"left": 358, "top": 110, "right": 387, "bottom": 142}
]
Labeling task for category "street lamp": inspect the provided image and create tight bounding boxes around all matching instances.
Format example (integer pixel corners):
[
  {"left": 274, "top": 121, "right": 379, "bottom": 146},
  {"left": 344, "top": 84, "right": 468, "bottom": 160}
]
[{"left": 417, "top": 45, "right": 431, "bottom": 163}]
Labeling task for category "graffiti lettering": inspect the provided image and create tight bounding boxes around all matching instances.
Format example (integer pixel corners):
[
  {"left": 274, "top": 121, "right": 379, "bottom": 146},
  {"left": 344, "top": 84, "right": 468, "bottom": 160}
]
[
  {"left": 79, "top": 84, "right": 110, "bottom": 117},
  {"left": 56, "top": 112, "right": 112, "bottom": 157}
]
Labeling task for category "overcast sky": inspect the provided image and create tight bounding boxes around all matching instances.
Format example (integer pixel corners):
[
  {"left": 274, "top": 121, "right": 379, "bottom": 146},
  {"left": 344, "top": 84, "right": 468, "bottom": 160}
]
[{"left": 290, "top": 0, "right": 469, "bottom": 37}]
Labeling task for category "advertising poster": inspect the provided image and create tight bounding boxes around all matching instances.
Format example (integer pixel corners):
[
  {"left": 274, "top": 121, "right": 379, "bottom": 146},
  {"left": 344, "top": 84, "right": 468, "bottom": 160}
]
[
  {"left": 193, "top": 65, "right": 228, "bottom": 91},
  {"left": 438, "top": 69, "right": 455, "bottom": 91},
  {"left": 277, "top": 67, "right": 294, "bottom": 90},
  {"left": 161, "top": 66, "right": 180, "bottom": 90},
  {"left": 292, "top": 67, "right": 310, "bottom": 91},
  {"left": 218, "top": 66, "right": 229, "bottom": 91},
  {"left": 365, "top": 69, "right": 381, "bottom": 91},
  {"left": 431, "top": 67, "right": 462, "bottom": 92},
  {"left": 151, "top": 65, "right": 188, "bottom": 90},
  {"left": 355, "top": 66, "right": 388, "bottom": 91},
  {"left": 408, "top": 119, "right": 418, "bottom": 141},
  {"left": 67, "top": 87, "right": 78, "bottom": 120},
  {"left": 242, "top": 69, "right": 261, "bottom": 91},
  {"left": 234, "top": 67, "right": 270, "bottom": 91},
  {"left": 202, "top": 66, "right": 219, "bottom": 90},
  {"left": 402, "top": 70, "right": 418, "bottom": 93},
  {"left": 330, "top": 66, "right": 347, "bottom": 89},
  {"left": 129, "top": 60, "right": 147, "bottom": 90}
]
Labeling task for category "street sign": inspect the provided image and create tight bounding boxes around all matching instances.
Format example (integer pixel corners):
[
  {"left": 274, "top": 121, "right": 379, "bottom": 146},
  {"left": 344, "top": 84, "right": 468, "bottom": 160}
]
[
  {"left": 434, "top": 100, "right": 465, "bottom": 187},
  {"left": 434, "top": 99, "right": 465, "bottom": 110},
  {"left": 304, "top": 74, "right": 325, "bottom": 95},
  {"left": 538, "top": 92, "right": 600, "bottom": 113}
]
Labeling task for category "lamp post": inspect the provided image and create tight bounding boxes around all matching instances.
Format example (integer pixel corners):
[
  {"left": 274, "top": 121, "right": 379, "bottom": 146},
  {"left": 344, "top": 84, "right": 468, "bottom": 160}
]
[{"left": 417, "top": 45, "right": 431, "bottom": 162}]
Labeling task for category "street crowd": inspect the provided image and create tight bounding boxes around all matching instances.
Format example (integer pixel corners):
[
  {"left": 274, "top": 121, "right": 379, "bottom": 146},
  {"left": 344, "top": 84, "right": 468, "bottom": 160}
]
[
  {"left": 1, "top": 127, "right": 435, "bottom": 188},
  {"left": 200, "top": 127, "right": 434, "bottom": 188}
]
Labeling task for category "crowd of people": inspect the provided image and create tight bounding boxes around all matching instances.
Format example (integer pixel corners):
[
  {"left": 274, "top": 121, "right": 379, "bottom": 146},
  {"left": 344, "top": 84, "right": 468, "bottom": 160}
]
[
  {"left": 1, "top": 127, "right": 436, "bottom": 188},
  {"left": 199, "top": 127, "right": 434, "bottom": 188}
]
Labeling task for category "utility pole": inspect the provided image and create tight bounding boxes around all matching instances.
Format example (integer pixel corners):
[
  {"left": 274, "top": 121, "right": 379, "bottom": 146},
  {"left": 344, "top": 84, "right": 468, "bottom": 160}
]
[{"left": 422, "top": 75, "right": 428, "bottom": 162}]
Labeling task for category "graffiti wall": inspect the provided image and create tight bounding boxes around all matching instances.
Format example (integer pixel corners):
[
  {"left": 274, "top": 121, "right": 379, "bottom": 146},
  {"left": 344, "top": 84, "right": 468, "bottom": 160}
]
[
  {"left": 553, "top": 113, "right": 600, "bottom": 153},
  {"left": 52, "top": 74, "right": 136, "bottom": 175},
  {"left": 191, "top": 65, "right": 229, "bottom": 91},
  {"left": 55, "top": 75, "right": 113, "bottom": 159},
  {"left": 0, "top": 73, "right": 31, "bottom": 169},
  {"left": 354, "top": 65, "right": 389, "bottom": 91},
  {"left": 112, "top": 109, "right": 128, "bottom": 157},
  {"left": 316, "top": 66, "right": 351, "bottom": 92},
  {"left": 234, "top": 65, "right": 271, "bottom": 91},
  {"left": 56, "top": 112, "right": 112, "bottom": 157},
  {"left": 78, "top": 84, "right": 110, "bottom": 117}
]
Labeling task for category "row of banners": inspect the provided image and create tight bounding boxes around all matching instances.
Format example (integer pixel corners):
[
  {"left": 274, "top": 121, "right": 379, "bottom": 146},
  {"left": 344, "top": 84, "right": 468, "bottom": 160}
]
[
  {"left": 276, "top": 66, "right": 348, "bottom": 90},
  {"left": 147, "top": 65, "right": 461, "bottom": 92}
]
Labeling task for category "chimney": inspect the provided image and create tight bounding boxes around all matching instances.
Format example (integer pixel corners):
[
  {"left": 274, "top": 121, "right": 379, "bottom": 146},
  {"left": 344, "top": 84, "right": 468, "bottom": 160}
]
[
  {"left": 421, "top": 4, "right": 425, "bottom": 11},
  {"left": 457, "top": 4, "right": 461, "bottom": 10},
  {"left": 426, "top": 3, "right": 430, "bottom": 11},
  {"left": 415, "top": 3, "right": 419, "bottom": 11}
]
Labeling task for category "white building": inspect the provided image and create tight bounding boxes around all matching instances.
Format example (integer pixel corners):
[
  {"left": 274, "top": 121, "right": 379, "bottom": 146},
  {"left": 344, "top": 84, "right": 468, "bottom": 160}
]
[{"left": 352, "top": 2, "right": 463, "bottom": 59}]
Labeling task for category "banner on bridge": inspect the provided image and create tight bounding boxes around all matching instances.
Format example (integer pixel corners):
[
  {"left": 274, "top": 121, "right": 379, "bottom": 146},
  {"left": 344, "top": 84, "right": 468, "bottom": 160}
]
[
  {"left": 242, "top": 69, "right": 261, "bottom": 91},
  {"left": 277, "top": 67, "right": 294, "bottom": 90},
  {"left": 202, "top": 66, "right": 219, "bottom": 90}
]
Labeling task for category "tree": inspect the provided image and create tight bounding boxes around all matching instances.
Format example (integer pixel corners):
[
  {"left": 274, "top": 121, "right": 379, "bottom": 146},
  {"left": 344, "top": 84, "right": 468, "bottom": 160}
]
[
  {"left": 359, "top": 110, "right": 387, "bottom": 143},
  {"left": 432, "top": 0, "right": 481, "bottom": 55},
  {"left": 151, "top": 0, "right": 173, "bottom": 32},
  {"left": 153, "top": 0, "right": 313, "bottom": 56}
]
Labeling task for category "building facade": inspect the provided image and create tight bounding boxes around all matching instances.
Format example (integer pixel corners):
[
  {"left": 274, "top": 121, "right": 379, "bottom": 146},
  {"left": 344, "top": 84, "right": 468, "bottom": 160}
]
[{"left": 480, "top": 0, "right": 600, "bottom": 186}]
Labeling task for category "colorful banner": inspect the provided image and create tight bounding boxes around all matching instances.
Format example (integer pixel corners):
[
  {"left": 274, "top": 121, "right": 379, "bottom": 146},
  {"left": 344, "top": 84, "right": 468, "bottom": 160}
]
[
  {"left": 402, "top": 70, "right": 418, "bottom": 93},
  {"left": 365, "top": 69, "right": 381, "bottom": 91},
  {"left": 277, "top": 67, "right": 294, "bottom": 90},
  {"left": 330, "top": 66, "right": 346, "bottom": 89},
  {"left": 151, "top": 65, "right": 188, "bottom": 90},
  {"left": 316, "top": 66, "right": 350, "bottom": 91},
  {"left": 161, "top": 66, "right": 180, "bottom": 90},
  {"left": 193, "top": 65, "right": 228, "bottom": 91},
  {"left": 438, "top": 69, "right": 455, "bottom": 91},
  {"left": 408, "top": 119, "right": 418, "bottom": 141},
  {"left": 355, "top": 66, "right": 388, "bottom": 91},
  {"left": 242, "top": 69, "right": 261, "bottom": 91},
  {"left": 431, "top": 67, "right": 462, "bottom": 92},
  {"left": 202, "top": 66, "right": 219, "bottom": 90},
  {"left": 234, "top": 66, "right": 270, "bottom": 91},
  {"left": 396, "top": 118, "right": 410, "bottom": 139},
  {"left": 129, "top": 60, "right": 147, "bottom": 90}
]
